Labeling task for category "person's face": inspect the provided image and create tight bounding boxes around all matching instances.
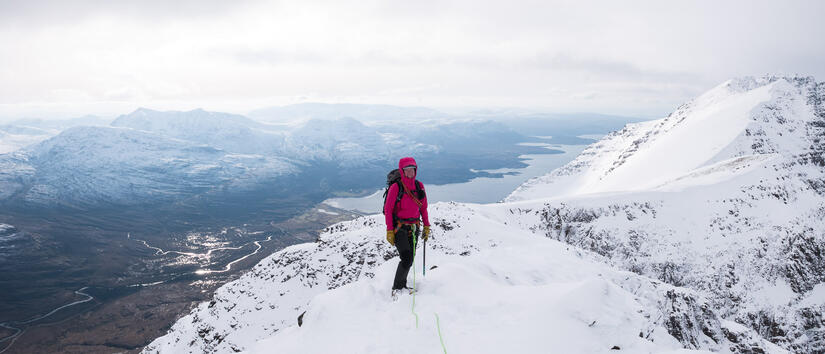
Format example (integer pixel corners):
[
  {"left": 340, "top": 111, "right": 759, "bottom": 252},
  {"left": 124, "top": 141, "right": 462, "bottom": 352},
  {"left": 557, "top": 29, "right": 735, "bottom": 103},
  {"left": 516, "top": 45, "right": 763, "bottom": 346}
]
[{"left": 403, "top": 166, "right": 416, "bottom": 178}]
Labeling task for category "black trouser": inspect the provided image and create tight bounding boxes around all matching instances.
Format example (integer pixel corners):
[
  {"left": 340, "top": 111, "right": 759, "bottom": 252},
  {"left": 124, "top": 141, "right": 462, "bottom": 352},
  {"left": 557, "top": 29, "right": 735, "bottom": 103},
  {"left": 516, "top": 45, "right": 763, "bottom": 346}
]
[{"left": 392, "top": 224, "right": 418, "bottom": 290}]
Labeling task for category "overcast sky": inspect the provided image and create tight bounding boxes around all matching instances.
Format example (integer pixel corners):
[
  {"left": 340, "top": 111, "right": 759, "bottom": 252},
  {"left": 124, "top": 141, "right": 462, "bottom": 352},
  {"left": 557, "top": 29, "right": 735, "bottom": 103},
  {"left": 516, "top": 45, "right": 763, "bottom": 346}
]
[{"left": 1, "top": 0, "right": 823, "bottom": 122}]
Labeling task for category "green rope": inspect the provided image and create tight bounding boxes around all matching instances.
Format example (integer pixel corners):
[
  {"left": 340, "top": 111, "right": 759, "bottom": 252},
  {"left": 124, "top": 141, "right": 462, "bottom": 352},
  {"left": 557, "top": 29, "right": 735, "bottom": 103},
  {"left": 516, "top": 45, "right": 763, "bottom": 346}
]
[
  {"left": 435, "top": 313, "right": 448, "bottom": 353},
  {"left": 409, "top": 226, "right": 448, "bottom": 353},
  {"left": 411, "top": 225, "right": 419, "bottom": 328}
]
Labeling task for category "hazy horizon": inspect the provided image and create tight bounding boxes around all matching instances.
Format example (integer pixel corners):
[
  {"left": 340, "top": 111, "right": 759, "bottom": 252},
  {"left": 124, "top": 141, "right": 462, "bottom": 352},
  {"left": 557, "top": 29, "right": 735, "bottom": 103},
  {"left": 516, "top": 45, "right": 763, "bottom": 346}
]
[{"left": 0, "top": 101, "right": 656, "bottom": 125}]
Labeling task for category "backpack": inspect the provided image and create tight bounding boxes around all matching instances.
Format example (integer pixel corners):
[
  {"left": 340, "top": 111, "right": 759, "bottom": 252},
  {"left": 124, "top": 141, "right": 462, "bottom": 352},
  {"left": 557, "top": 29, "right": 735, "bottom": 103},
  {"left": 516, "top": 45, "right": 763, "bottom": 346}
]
[{"left": 381, "top": 169, "right": 425, "bottom": 216}]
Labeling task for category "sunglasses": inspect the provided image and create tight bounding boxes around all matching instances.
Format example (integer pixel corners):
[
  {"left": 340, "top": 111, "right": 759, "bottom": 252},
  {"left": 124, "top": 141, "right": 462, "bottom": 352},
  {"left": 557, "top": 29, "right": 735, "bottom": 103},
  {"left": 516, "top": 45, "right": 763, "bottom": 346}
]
[{"left": 403, "top": 166, "right": 417, "bottom": 171}]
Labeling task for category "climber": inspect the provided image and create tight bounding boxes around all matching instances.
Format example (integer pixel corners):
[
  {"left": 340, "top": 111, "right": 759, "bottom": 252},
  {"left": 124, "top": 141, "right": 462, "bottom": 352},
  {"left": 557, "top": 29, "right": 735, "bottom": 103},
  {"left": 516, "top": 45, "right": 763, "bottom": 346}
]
[{"left": 383, "top": 157, "right": 430, "bottom": 298}]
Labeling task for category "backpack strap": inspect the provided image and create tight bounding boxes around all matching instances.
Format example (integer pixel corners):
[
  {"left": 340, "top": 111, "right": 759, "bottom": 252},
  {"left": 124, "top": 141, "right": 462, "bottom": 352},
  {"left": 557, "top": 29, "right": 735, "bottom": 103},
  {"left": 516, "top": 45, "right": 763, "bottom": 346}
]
[
  {"left": 400, "top": 180, "right": 423, "bottom": 207},
  {"left": 392, "top": 180, "right": 424, "bottom": 215},
  {"left": 395, "top": 180, "right": 404, "bottom": 202},
  {"left": 414, "top": 180, "right": 425, "bottom": 199},
  {"left": 406, "top": 180, "right": 425, "bottom": 200}
]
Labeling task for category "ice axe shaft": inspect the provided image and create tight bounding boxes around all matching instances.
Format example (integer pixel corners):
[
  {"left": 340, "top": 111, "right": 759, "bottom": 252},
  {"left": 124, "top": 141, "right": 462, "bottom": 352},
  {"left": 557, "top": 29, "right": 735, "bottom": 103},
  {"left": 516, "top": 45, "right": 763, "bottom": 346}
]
[{"left": 423, "top": 238, "right": 427, "bottom": 277}]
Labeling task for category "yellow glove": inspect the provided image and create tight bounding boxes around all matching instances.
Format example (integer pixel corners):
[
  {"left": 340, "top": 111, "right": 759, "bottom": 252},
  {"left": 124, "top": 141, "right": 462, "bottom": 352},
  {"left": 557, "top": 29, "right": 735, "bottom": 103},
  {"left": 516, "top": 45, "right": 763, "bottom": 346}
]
[
  {"left": 422, "top": 226, "right": 430, "bottom": 241},
  {"left": 386, "top": 230, "right": 395, "bottom": 246}
]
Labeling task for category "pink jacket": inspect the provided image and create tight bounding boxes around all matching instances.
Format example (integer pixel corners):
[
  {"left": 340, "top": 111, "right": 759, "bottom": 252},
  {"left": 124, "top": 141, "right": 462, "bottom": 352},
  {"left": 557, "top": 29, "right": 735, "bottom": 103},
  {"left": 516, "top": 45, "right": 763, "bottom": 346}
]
[{"left": 384, "top": 157, "right": 430, "bottom": 231}]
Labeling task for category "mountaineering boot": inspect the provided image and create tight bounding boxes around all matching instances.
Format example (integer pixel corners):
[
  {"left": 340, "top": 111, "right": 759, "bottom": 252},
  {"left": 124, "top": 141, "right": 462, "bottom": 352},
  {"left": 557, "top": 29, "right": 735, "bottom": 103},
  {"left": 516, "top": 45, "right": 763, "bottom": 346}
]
[
  {"left": 404, "top": 286, "right": 416, "bottom": 295},
  {"left": 391, "top": 288, "right": 402, "bottom": 301}
]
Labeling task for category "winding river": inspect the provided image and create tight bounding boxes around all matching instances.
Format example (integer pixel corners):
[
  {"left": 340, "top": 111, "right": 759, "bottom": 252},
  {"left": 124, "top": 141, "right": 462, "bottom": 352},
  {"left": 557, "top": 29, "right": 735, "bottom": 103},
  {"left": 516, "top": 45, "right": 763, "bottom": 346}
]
[
  {"left": 127, "top": 232, "right": 274, "bottom": 276},
  {"left": 0, "top": 233, "right": 275, "bottom": 353},
  {"left": 0, "top": 287, "right": 94, "bottom": 354}
]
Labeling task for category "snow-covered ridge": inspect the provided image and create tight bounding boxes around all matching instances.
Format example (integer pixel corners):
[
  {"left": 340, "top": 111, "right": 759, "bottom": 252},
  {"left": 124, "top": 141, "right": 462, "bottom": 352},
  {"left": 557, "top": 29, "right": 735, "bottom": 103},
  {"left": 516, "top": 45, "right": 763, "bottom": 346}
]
[
  {"left": 144, "top": 76, "right": 823, "bottom": 353},
  {"left": 506, "top": 76, "right": 821, "bottom": 200},
  {"left": 143, "top": 203, "right": 780, "bottom": 353},
  {"left": 503, "top": 75, "right": 825, "bottom": 352}
]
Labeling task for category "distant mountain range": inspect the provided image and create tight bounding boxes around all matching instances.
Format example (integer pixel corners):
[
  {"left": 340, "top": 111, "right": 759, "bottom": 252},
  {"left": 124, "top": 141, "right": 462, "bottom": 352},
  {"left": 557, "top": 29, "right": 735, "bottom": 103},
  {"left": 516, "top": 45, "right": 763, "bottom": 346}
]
[{"left": 1, "top": 106, "right": 628, "bottom": 209}]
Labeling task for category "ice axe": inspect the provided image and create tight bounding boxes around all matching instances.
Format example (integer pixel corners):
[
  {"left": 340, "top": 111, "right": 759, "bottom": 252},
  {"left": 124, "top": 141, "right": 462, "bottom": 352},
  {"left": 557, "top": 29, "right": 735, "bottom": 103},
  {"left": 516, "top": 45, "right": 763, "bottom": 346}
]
[{"left": 423, "top": 237, "right": 427, "bottom": 277}]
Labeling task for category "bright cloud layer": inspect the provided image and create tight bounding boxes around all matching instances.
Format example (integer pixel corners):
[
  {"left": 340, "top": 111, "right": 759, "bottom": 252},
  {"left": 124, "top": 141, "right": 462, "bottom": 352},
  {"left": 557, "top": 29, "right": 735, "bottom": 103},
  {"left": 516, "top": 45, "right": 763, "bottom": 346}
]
[{"left": 1, "top": 0, "right": 823, "bottom": 121}]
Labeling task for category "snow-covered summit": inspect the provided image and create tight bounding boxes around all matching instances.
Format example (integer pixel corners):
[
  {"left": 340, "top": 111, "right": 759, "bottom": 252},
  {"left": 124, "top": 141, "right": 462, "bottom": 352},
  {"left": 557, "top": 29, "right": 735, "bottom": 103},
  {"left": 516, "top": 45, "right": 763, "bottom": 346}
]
[
  {"left": 111, "top": 108, "right": 286, "bottom": 154},
  {"left": 500, "top": 75, "right": 825, "bottom": 351},
  {"left": 285, "top": 117, "right": 393, "bottom": 164},
  {"left": 142, "top": 76, "right": 825, "bottom": 353},
  {"left": 506, "top": 75, "right": 823, "bottom": 200}
]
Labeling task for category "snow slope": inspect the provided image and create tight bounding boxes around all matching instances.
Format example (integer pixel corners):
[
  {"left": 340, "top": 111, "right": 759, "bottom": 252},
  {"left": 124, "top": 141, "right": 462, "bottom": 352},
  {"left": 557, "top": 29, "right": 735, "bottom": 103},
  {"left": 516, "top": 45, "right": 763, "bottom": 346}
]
[
  {"left": 506, "top": 77, "right": 818, "bottom": 199},
  {"left": 245, "top": 211, "right": 719, "bottom": 354},
  {"left": 143, "top": 76, "right": 824, "bottom": 353},
  {"left": 502, "top": 76, "right": 825, "bottom": 352},
  {"left": 144, "top": 203, "right": 780, "bottom": 354}
]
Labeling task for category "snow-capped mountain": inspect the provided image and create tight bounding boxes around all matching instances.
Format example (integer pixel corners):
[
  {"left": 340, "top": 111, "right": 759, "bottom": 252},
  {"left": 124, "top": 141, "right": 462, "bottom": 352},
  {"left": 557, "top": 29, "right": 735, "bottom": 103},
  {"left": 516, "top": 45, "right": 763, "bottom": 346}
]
[
  {"left": 111, "top": 108, "right": 287, "bottom": 155},
  {"left": 0, "top": 109, "right": 425, "bottom": 206},
  {"left": 285, "top": 117, "right": 393, "bottom": 165},
  {"left": 1, "top": 107, "right": 531, "bottom": 206},
  {"left": 141, "top": 76, "right": 824, "bottom": 353},
  {"left": 501, "top": 75, "right": 825, "bottom": 352},
  {"left": 0, "top": 126, "right": 297, "bottom": 205},
  {"left": 506, "top": 76, "right": 822, "bottom": 198},
  {"left": 110, "top": 108, "right": 434, "bottom": 166}
]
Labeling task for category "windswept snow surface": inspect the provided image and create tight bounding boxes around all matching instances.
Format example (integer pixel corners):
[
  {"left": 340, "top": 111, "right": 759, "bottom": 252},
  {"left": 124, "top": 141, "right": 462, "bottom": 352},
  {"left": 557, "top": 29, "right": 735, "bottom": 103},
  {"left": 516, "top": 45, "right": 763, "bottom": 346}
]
[
  {"left": 144, "top": 203, "right": 756, "bottom": 354},
  {"left": 504, "top": 76, "right": 825, "bottom": 352},
  {"left": 246, "top": 213, "right": 710, "bottom": 354},
  {"left": 144, "top": 76, "right": 823, "bottom": 354}
]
